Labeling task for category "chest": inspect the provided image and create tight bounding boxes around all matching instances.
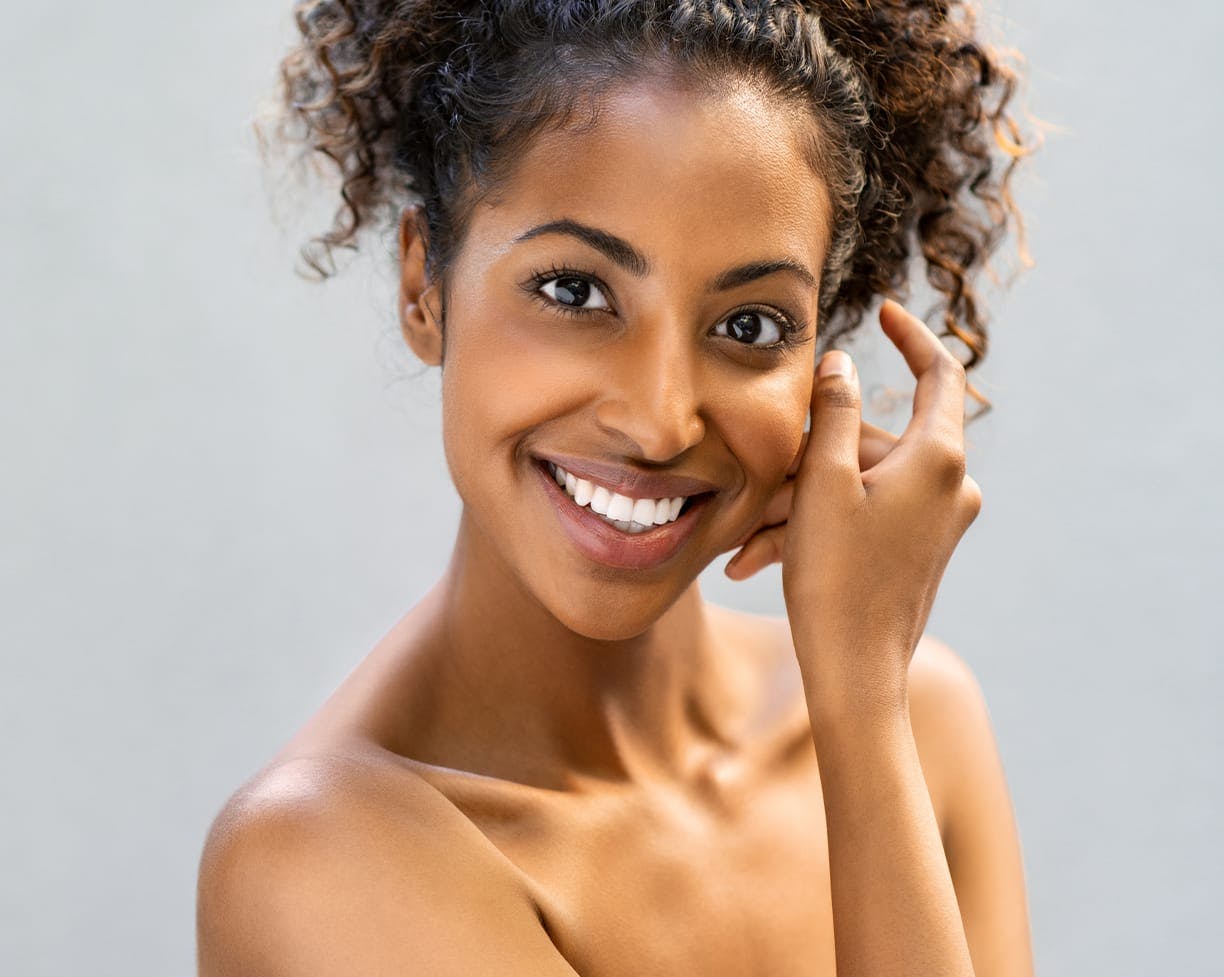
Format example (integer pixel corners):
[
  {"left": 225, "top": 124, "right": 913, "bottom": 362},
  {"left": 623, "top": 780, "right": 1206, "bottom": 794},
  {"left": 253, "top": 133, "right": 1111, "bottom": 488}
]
[{"left": 471, "top": 765, "right": 839, "bottom": 977}]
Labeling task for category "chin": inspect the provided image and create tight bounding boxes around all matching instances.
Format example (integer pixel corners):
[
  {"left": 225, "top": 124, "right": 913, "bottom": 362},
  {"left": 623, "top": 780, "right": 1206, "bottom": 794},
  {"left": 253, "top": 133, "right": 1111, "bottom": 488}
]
[{"left": 538, "top": 573, "right": 698, "bottom": 643}]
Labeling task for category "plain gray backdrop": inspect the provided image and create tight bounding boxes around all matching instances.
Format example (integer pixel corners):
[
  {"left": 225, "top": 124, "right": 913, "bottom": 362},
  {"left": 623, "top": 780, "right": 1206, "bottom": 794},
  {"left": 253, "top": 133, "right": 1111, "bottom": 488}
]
[{"left": 2, "top": 1, "right": 1220, "bottom": 975}]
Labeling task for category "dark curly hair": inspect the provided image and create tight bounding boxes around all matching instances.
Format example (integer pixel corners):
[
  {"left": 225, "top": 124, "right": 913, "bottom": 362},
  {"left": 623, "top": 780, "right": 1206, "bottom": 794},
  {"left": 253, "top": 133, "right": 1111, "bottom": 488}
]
[{"left": 265, "top": 0, "right": 1033, "bottom": 403}]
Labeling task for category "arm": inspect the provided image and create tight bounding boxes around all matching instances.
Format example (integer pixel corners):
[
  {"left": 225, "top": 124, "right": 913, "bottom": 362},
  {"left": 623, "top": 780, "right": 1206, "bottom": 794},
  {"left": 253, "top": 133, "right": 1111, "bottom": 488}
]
[
  {"left": 910, "top": 639, "right": 1036, "bottom": 977},
  {"left": 728, "top": 301, "right": 1022, "bottom": 975},
  {"left": 807, "top": 682, "right": 976, "bottom": 977},
  {"left": 196, "top": 756, "right": 579, "bottom": 977},
  {"left": 806, "top": 639, "right": 1035, "bottom": 977}
]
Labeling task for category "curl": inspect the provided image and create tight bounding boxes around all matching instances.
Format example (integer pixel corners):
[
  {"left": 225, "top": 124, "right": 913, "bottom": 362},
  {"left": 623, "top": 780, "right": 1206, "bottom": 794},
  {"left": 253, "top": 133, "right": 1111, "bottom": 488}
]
[{"left": 262, "top": 0, "right": 1038, "bottom": 407}]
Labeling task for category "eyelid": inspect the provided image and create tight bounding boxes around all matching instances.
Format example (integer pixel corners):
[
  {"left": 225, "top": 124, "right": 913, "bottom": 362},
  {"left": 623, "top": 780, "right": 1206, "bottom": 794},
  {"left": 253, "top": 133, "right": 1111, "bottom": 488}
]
[
  {"left": 715, "top": 304, "right": 809, "bottom": 350},
  {"left": 522, "top": 265, "right": 617, "bottom": 314}
]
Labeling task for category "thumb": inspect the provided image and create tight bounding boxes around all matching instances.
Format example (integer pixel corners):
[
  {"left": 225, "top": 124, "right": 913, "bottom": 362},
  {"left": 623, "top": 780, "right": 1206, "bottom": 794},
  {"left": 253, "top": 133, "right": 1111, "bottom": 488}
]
[{"left": 800, "top": 349, "right": 863, "bottom": 491}]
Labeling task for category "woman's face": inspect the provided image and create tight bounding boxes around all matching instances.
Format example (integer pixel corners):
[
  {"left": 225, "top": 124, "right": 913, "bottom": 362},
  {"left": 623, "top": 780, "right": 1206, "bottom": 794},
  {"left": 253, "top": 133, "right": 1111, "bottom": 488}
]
[{"left": 413, "top": 75, "right": 832, "bottom": 639}]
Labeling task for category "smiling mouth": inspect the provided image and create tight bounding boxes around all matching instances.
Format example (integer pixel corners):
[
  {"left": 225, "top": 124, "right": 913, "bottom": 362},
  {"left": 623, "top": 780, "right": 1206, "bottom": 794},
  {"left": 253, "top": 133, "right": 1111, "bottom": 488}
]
[{"left": 544, "top": 460, "right": 699, "bottom": 534}]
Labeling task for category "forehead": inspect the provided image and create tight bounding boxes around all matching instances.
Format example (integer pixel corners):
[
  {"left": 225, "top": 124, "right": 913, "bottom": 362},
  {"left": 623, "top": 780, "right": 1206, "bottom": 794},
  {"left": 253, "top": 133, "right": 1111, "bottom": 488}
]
[{"left": 469, "top": 76, "right": 832, "bottom": 271}]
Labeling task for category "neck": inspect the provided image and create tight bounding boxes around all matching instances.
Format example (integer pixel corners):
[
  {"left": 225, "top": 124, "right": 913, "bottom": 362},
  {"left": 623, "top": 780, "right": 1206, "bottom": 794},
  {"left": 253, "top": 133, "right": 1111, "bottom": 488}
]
[{"left": 404, "top": 509, "right": 742, "bottom": 789}]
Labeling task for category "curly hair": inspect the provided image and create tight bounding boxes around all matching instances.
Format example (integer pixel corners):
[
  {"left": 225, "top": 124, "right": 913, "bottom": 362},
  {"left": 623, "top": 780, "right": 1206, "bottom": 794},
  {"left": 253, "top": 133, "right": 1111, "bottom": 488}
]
[{"left": 266, "top": 0, "right": 1033, "bottom": 399}]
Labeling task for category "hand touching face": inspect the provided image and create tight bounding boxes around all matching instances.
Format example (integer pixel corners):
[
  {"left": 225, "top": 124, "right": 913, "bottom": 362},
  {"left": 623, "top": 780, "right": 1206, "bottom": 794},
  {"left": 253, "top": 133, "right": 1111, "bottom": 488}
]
[
  {"left": 726, "top": 300, "right": 982, "bottom": 719},
  {"left": 400, "top": 78, "right": 833, "bottom": 639}
]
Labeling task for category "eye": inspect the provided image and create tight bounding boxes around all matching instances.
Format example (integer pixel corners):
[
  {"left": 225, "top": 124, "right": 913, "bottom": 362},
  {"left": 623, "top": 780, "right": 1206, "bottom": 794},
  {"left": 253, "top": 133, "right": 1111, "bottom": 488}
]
[
  {"left": 539, "top": 275, "right": 610, "bottom": 311},
  {"left": 714, "top": 311, "right": 785, "bottom": 346}
]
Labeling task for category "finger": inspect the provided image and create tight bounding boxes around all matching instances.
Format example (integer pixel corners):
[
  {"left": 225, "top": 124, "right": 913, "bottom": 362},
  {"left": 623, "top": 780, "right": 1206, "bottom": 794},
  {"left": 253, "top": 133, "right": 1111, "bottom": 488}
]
[
  {"left": 725, "top": 525, "right": 787, "bottom": 581},
  {"left": 730, "top": 478, "right": 797, "bottom": 560},
  {"left": 760, "top": 479, "right": 794, "bottom": 528},
  {"left": 879, "top": 299, "right": 967, "bottom": 449},
  {"left": 788, "top": 420, "right": 896, "bottom": 478},
  {"left": 763, "top": 421, "right": 889, "bottom": 531},
  {"left": 860, "top": 420, "right": 896, "bottom": 471},
  {"left": 800, "top": 350, "right": 863, "bottom": 494},
  {"left": 786, "top": 430, "right": 807, "bottom": 478}
]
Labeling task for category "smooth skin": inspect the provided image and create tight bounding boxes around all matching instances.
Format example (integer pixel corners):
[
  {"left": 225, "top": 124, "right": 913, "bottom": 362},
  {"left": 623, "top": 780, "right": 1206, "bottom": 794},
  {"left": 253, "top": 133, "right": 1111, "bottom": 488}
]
[{"left": 198, "top": 74, "right": 1033, "bottom": 976}]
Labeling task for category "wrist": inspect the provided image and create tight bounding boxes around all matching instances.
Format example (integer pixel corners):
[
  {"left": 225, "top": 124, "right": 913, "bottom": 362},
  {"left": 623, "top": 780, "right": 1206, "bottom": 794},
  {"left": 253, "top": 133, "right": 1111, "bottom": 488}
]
[
  {"left": 805, "top": 694, "right": 911, "bottom": 747},
  {"left": 796, "top": 657, "right": 911, "bottom": 745}
]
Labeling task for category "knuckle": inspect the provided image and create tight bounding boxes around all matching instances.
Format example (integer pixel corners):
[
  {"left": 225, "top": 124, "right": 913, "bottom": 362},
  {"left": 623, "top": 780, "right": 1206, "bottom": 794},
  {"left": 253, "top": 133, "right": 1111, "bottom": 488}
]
[
  {"left": 936, "top": 350, "right": 968, "bottom": 386},
  {"left": 809, "top": 457, "right": 861, "bottom": 498},
  {"left": 926, "top": 437, "right": 967, "bottom": 486},
  {"left": 815, "top": 377, "right": 861, "bottom": 411},
  {"left": 961, "top": 475, "right": 983, "bottom": 519},
  {"left": 827, "top": 458, "right": 861, "bottom": 484}
]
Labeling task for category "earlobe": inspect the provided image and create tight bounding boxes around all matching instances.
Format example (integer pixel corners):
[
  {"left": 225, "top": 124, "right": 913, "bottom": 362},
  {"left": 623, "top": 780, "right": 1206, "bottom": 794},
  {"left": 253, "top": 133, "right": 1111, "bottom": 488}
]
[{"left": 397, "top": 205, "right": 444, "bottom": 366}]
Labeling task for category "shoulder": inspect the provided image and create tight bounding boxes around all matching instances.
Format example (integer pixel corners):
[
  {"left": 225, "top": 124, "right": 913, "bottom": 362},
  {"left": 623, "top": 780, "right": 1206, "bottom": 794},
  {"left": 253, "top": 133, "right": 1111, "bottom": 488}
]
[
  {"left": 907, "top": 637, "right": 1036, "bottom": 976},
  {"left": 198, "top": 749, "right": 471, "bottom": 868},
  {"left": 196, "top": 749, "right": 564, "bottom": 976},
  {"left": 908, "top": 633, "right": 988, "bottom": 723},
  {"left": 705, "top": 602, "right": 799, "bottom": 671},
  {"left": 906, "top": 635, "right": 995, "bottom": 831}
]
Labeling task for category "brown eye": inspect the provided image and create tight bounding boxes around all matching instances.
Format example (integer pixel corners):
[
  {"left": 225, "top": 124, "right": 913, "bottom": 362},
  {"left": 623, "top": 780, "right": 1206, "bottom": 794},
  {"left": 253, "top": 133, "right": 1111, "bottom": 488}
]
[
  {"left": 717, "top": 311, "right": 783, "bottom": 346},
  {"left": 540, "top": 275, "right": 609, "bottom": 310}
]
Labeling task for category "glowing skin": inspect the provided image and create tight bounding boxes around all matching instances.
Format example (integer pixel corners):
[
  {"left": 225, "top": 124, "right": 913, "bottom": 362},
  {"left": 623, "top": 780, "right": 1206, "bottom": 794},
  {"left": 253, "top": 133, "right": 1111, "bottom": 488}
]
[
  {"left": 428, "top": 79, "right": 827, "bottom": 641},
  {"left": 197, "top": 71, "right": 1034, "bottom": 977}
]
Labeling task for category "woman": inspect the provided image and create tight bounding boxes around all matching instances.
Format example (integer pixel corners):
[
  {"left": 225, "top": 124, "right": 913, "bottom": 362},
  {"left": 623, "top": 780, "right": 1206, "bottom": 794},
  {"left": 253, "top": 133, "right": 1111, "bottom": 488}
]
[{"left": 198, "top": 1, "right": 1036, "bottom": 974}]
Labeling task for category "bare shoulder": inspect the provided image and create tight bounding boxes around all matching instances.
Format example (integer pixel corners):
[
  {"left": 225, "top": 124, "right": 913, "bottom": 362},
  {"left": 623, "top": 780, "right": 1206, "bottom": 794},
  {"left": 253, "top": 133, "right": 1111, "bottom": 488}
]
[
  {"left": 906, "top": 635, "right": 994, "bottom": 828},
  {"left": 704, "top": 601, "right": 800, "bottom": 670},
  {"left": 906, "top": 635, "right": 1036, "bottom": 977},
  {"left": 906, "top": 635, "right": 994, "bottom": 747},
  {"left": 703, "top": 602, "right": 810, "bottom": 725},
  {"left": 909, "top": 633, "right": 985, "bottom": 701},
  {"left": 705, "top": 607, "right": 993, "bottom": 753},
  {"left": 197, "top": 749, "right": 577, "bottom": 976},
  {"left": 698, "top": 613, "right": 1032, "bottom": 973}
]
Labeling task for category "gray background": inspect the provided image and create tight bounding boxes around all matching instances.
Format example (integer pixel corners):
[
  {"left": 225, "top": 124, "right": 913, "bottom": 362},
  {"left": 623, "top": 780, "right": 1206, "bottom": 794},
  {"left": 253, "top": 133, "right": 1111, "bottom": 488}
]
[{"left": 2, "top": 1, "right": 1220, "bottom": 975}]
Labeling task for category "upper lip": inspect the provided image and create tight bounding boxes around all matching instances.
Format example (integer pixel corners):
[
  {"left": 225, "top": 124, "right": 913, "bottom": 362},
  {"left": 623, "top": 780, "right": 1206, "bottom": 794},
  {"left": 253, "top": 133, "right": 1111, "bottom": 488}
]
[{"left": 537, "top": 453, "right": 720, "bottom": 500}]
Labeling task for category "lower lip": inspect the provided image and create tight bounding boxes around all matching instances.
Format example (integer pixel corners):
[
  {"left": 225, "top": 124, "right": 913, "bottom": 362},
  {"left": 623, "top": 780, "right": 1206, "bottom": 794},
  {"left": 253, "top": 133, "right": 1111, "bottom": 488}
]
[{"left": 534, "top": 462, "right": 708, "bottom": 571}]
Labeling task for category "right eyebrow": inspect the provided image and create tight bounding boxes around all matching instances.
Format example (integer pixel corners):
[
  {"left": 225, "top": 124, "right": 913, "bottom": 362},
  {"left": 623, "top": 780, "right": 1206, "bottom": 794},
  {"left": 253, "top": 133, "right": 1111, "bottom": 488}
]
[{"left": 512, "top": 219, "right": 651, "bottom": 278}]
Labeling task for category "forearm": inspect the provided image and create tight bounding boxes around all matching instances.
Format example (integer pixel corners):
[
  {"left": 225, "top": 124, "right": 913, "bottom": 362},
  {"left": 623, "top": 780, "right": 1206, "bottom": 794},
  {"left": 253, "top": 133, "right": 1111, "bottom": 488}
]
[{"left": 808, "top": 693, "right": 974, "bottom": 977}]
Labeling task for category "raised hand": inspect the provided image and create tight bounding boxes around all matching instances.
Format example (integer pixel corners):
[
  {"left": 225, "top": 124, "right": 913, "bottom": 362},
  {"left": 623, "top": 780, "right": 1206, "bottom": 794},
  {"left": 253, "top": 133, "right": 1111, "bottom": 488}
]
[{"left": 727, "top": 300, "right": 982, "bottom": 723}]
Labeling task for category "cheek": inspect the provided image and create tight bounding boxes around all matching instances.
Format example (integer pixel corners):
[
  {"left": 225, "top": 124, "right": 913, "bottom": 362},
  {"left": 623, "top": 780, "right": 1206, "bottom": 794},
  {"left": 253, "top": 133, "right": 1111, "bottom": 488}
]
[
  {"left": 713, "top": 367, "right": 812, "bottom": 491},
  {"left": 438, "top": 288, "right": 595, "bottom": 494}
]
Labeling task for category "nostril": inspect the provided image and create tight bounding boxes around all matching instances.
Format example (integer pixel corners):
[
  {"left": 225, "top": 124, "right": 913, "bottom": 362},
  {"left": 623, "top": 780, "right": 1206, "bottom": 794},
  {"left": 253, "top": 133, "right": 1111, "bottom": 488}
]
[
  {"left": 592, "top": 395, "right": 705, "bottom": 463},
  {"left": 594, "top": 377, "right": 709, "bottom": 460}
]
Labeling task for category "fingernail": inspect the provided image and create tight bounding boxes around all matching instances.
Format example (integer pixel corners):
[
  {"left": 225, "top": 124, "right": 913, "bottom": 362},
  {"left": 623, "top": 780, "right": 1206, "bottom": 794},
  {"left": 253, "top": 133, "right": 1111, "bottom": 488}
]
[{"left": 818, "top": 350, "right": 855, "bottom": 380}]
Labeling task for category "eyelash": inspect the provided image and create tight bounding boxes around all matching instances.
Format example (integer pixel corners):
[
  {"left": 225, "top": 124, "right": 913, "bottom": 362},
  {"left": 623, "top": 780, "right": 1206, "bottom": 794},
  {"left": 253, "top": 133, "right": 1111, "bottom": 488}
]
[{"left": 520, "top": 265, "right": 810, "bottom": 350}]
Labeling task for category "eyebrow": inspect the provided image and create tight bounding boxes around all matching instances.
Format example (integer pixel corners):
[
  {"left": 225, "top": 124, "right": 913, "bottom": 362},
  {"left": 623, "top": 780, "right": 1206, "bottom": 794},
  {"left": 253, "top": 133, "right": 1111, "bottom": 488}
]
[{"left": 512, "top": 218, "right": 820, "bottom": 294}]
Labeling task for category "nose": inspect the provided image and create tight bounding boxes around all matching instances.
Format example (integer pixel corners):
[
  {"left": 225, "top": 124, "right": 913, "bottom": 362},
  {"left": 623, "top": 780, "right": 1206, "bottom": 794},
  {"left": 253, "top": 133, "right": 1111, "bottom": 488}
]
[{"left": 592, "top": 318, "right": 706, "bottom": 462}]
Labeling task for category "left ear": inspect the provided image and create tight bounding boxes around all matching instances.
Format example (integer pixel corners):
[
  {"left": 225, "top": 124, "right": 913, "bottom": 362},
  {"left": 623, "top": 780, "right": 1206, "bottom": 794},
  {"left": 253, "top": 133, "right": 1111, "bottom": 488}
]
[{"left": 397, "top": 205, "right": 444, "bottom": 366}]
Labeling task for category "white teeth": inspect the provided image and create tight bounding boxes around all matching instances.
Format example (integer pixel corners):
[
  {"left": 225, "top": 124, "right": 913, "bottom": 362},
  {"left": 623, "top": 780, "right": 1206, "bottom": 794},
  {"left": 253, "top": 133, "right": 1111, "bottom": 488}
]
[
  {"left": 631, "top": 497, "right": 656, "bottom": 526},
  {"left": 590, "top": 485, "right": 612, "bottom": 516},
  {"left": 615, "top": 519, "right": 654, "bottom": 534},
  {"left": 607, "top": 493, "right": 634, "bottom": 522},
  {"left": 545, "top": 461, "right": 693, "bottom": 532}
]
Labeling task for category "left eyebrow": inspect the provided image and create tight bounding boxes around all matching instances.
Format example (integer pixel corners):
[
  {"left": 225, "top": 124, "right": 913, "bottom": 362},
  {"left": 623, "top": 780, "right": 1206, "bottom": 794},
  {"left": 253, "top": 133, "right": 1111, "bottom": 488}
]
[
  {"left": 707, "top": 259, "right": 820, "bottom": 294},
  {"left": 512, "top": 218, "right": 819, "bottom": 293}
]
